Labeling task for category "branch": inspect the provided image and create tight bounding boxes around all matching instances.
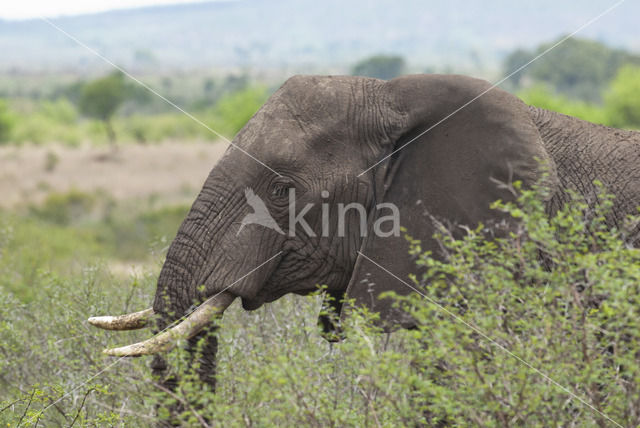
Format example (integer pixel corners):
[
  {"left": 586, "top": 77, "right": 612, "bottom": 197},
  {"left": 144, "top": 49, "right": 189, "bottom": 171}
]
[
  {"left": 69, "top": 388, "right": 94, "bottom": 427},
  {"left": 17, "top": 389, "right": 36, "bottom": 426},
  {"left": 151, "top": 381, "right": 211, "bottom": 428}
]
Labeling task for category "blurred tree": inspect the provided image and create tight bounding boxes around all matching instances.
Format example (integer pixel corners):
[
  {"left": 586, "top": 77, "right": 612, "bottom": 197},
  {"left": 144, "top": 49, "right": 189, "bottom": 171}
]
[
  {"left": 161, "top": 77, "right": 173, "bottom": 90},
  {"left": 518, "top": 85, "right": 608, "bottom": 125},
  {"left": 0, "top": 99, "right": 13, "bottom": 143},
  {"left": 79, "top": 72, "right": 130, "bottom": 144},
  {"left": 204, "top": 78, "right": 215, "bottom": 94},
  {"left": 503, "top": 48, "right": 530, "bottom": 86},
  {"left": 351, "top": 54, "right": 406, "bottom": 80},
  {"left": 504, "top": 37, "right": 640, "bottom": 102},
  {"left": 52, "top": 81, "right": 85, "bottom": 106},
  {"left": 605, "top": 65, "right": 640, "bottom": 129},
  {"left": 40, "top": 98, "right": 78, "bottom": 125},
  {"left": 223, "top": 74, "right": 249, "bottom": 95},
  {"left": 133, "top": 49, "right": 157, "bottom": 67},
  {"left": 213, "top": 85, "right": 269, "bottom": 136}
]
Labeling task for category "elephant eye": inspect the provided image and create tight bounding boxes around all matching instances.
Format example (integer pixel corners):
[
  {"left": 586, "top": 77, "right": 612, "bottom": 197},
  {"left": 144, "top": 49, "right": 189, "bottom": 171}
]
[{"left": 271, "top": 183, "right": 291, "bottom": 198}]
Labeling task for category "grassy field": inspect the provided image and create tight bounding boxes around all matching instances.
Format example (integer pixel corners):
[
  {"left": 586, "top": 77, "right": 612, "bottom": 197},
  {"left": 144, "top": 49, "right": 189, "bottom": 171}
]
[
  {"left": 0, "top": 189, "right": 414, "bottom": 426},
  {"left": 0, "top": 142, "right": 227, "bottom": 208}
]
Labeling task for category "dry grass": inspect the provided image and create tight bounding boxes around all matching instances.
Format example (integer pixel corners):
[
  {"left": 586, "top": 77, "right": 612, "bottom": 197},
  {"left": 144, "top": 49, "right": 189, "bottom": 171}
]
[{"left": 0, "top": 141, "right": 228, "bottom": 209}]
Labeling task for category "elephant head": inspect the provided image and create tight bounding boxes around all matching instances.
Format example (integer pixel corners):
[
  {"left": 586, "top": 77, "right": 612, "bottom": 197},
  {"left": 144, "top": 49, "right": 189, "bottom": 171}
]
[{"left": 88, "top": 74, "right": 553, "bottom": 378}]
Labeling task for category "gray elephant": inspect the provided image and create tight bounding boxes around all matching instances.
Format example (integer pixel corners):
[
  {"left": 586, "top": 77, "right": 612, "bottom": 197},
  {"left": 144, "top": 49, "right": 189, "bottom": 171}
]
[{"left": 88, "top": 74, "right": 640, "bottom": 390}]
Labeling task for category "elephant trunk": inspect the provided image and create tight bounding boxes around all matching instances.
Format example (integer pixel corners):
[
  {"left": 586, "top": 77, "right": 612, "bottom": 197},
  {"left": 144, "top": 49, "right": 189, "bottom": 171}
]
[{"left": 88, "top": 173, "right": 242, "bottom": 357}]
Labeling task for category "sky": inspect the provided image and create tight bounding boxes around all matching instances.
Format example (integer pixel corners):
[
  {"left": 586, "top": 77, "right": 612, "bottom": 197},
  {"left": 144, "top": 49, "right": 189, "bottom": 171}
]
[{"left": 0, "top": 0, "right": 216, "bottom": 20}]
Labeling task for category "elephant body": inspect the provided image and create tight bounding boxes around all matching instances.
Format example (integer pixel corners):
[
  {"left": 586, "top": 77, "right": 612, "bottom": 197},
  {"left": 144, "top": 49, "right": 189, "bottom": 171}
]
[
  {"left": 531, "top": 106, "right": 640, "bottom": 231},
  {"left": 91, "top": 74, "right": 640, "bottom": 394}
]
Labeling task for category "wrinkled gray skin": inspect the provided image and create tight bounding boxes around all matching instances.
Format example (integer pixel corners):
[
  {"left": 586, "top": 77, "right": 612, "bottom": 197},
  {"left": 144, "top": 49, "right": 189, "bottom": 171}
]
[{"left": 149, "top": 74, "right": 640, "bottom": 391}]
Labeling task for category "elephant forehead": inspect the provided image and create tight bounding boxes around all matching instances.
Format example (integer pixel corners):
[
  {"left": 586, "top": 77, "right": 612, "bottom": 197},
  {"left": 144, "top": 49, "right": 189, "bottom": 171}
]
[
  {"left": 254, "top": 76, "right": 385, "bottom": 140},
  {"left": 230, "top": 74, "right": 393, "bottom": 168},
  {"left": 281, "top": 75, "right": 373, "bottom": 101},
  {"left": 239, "top": 107, "right": 315, "bottom": 152},
  {"left": 273, "top": 75, "right": 382, "bottom": 122}
]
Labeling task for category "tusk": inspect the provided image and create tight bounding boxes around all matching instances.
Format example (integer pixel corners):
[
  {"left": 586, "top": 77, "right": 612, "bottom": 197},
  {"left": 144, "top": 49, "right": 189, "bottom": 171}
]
[
  {"left": 102, "top": 291, "right": 235, "bottom": 357},
  {"left": 88, "top": 308, "right": 155, "bottom": 330}
]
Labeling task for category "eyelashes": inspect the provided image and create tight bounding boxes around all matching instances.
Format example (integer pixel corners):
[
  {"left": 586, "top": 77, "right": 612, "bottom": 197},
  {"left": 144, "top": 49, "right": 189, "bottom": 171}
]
[{"left": 271, "top": 184, "right": 290, "bottom": 198}]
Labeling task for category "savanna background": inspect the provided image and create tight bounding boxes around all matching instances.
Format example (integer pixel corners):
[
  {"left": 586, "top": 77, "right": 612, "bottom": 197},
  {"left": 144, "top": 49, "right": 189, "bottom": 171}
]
[{"left": 2, "top": 1, "right": 640, "bottom": 426}]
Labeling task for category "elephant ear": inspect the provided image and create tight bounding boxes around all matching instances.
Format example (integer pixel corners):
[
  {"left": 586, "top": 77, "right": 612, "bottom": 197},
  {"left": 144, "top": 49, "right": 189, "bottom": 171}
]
[{"left": 342, "top": 74, "right": 556, "bottom": 328}]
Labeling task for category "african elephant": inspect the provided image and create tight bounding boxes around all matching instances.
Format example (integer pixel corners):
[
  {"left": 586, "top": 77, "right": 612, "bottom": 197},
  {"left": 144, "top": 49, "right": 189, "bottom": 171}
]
[{"left": 88, "top": 74, "right": 640, "bottom": 391}]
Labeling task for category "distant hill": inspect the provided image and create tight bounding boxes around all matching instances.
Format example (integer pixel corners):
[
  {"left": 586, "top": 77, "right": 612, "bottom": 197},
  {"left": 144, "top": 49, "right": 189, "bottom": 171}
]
[{"left": 1, "top": 0, "right": 639, "bottom": 74}]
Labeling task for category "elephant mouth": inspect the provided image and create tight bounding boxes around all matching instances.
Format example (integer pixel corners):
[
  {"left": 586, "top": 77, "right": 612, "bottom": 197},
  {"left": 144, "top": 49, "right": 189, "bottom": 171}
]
[
  {"left": 241, "top": 296, "right": 263, "bottom": 310},
  {"left": 241, "top": 282, "right": 330, "bottom": 311}
]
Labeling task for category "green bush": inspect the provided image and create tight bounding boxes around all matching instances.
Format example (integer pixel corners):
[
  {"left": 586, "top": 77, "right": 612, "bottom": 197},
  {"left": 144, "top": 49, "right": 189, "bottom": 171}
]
[
  {"left": 0, "top": 260, "right": 154, "bottom": 427},
  {"left": 210, "top": 85, "right": 269, "bottom": 137},
  {"left": 2, "top": 183, "right": 639, "bottom": 426},
  {"left": 9, "top": 99, "right": 85, "bottom": 146},
  {"left": 39, "top": 98, "right": 78, "bottom": 125},
  {"left": 605, "top": 65, "right": 640, "bottom": 129},
  {"left": 100, "top": 203, "right": 190, "bottom": 260},
  {"left": 150, "top": 182, "right": 640, "bottom": 427},
  {"left": 29, "top": 189, "right": 98, "bottom": 226},
  {"left": 0, "top": 99, "right": 14, "bottom": 143},
  {"left": 390, "top": 181, "right": 640, "bottom": 425},
  {"left": 117, "top": 113, "right": 206, "bottom": 143},
  {"left": 0, "top": 195, "right": 189, "bottom": 302},
  {"left": 518, "top": 85, "right": 609, "bottom": 125}
]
